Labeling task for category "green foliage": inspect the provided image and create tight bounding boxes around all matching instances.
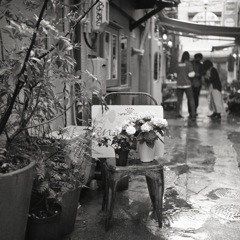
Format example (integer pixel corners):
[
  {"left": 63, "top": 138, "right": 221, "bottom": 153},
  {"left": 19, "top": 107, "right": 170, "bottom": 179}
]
[
  {"left": 33, "top": 137, "right": 85, "bottom": 204},
  {"left": 0, "top": 0, "right": 107, "bottom": 160},
  {"left": 111, "top": 130, "right": 137, "bottom": 151},
  {"left": 225, "top": 80, "right": 240, "bottom": 102},
  {"left": 224, "top": 80, "right": 240, "bottom": 115},
  {"left": 136, "top": 131, "right": 158, "bottom": 148},
  {"left": 0, "top": 1, "right": 105, "bottom": 220}
]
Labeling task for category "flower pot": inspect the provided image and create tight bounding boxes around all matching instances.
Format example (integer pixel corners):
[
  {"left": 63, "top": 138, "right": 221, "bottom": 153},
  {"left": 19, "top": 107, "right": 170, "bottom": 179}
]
[
  {"left": 115, "top": 149, "right": 129, "bottom": 191},
  {"left": 0, "top": 160, "right": 35, "bottom": 240},
  {"left": 138, "top": 142, "right": 156, "bottom": 162},
  {"left": 60, "top": 186, "right": 82, "bottom": 236},
  {"left": 115, "top": 149, "right": 130, "bottom": 166},
  {"left": 25, "top": 202, "right": 62, "bottom": 240}
]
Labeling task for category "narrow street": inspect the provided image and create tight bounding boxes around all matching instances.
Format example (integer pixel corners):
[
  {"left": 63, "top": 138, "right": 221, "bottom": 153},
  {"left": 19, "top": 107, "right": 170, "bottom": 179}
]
[{"left": 67, "top": 92, "right": 240, "bottom": 240}]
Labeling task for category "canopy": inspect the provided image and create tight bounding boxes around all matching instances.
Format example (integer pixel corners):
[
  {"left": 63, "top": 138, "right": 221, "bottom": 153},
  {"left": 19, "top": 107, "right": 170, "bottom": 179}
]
[
  {"left": 211, "top": 42, "right": 235, "bottom": 51},
  {"left": 159, "top": 12, "right": 240, "bottom": 39}
]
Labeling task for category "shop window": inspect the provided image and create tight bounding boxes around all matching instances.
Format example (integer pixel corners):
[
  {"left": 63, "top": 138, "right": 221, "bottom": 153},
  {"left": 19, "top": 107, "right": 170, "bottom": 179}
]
[{"left": 102, "top": 27, "right": 119, "bottom": 87}]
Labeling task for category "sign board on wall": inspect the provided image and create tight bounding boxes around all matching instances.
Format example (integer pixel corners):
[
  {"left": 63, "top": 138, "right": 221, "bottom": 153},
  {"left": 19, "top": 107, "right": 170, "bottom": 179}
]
[
  {"left": 91, "top": 105, "right": 164, "bottom": 158},
  {"left": 222, "top": 0, "right": 239, "bottom": 27}
]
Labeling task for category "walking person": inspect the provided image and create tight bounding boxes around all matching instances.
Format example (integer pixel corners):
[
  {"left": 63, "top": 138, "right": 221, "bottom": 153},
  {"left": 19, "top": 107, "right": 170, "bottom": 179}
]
[
  {"left": 175, "top": 51, "right": 196, "bottom": 120},
  {"left": 203, "top": 59, "right": 224, "bottom": 119},
  {"left": 188, "top": 53, "right": 204, "bottom": 116}
]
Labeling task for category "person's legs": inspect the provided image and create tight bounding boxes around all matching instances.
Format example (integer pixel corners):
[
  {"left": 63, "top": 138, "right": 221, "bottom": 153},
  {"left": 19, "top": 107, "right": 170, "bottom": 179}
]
[
  {"left": 193, "top": 86, "right": 202, "bottom": 114},
  {"left": 211, "top": 89, "right": 224, "bottom": 119},
  {"left": 185, "top": 87, "right": 196, "bottom": 119},
  {"left": 187, "top": 87, "right": 194, "bottom": 115},
  {"left": 176, "top": 88, "right": 184, "bottom": 117}
]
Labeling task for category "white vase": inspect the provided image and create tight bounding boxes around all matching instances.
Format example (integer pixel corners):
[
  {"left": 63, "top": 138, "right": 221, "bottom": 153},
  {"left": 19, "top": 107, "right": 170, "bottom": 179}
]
[{"left": 138, "top": 142, "right": 156, "bottom": 162}]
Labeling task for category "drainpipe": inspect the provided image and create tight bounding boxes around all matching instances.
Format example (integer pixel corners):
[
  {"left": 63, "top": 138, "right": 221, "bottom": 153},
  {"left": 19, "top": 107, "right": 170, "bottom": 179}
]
[
  {"left": 131, "top": 18, "right": 150, "bottom": 56},
  {"left": 140, "top": 18, "right": 150, "bottom": 51}
]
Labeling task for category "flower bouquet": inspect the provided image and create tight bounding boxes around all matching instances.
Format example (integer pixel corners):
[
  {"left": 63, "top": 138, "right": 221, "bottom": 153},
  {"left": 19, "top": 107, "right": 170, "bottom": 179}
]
[
  {"left": 95, "top": 111, "right": 168, "bottom": 162},
  {"left": 117, "top": 111, "right": 169, "bottom": 162},
  {"left": 122, "top": 111, "right": 169, "bottom": 147}
]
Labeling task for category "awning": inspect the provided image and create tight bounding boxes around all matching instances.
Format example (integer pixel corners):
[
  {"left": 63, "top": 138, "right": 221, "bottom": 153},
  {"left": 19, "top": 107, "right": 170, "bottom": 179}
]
[
  {"left": 159, "top": 12, "right": 240, "bottom": 39},
  {"left": 211, "top": 42, "right": 235, "bottom": 51}
]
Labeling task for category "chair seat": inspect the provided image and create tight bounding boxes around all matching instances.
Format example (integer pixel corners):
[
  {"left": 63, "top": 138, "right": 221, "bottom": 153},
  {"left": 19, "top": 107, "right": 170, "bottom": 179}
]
[{"left": 102, "top": 158, "right": 164, "bottom": 231}]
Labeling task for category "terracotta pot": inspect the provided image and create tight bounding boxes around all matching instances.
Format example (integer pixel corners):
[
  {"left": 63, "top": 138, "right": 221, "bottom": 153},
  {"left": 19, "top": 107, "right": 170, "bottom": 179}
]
[{"left": 138, "top": 142, "right": 156, "bottom": 162}]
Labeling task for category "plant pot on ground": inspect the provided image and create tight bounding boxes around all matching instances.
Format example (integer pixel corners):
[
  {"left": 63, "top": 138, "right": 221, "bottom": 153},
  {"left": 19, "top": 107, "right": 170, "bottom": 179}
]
[
  {"left": 0, "top": 1, "right": 107, "bottom": 239},
  {"left": 0, "top": 148, "right": 36, "bottom": 240},
  {"left": 27, "top": 136, "right": 87, "bottom": 239},
  {"left": 25, "top": 201, "right": 62, "bottom": 240}
]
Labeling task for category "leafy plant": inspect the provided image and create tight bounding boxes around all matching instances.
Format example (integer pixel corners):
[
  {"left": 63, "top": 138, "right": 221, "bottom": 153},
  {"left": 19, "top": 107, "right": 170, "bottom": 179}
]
[
  {"left": 30, "top": 135, "right": 87, "bottom": 218},
  {"left": 224, "top": 80, "right": 240, "bottom": 115},
  {"left": 0, "top": 0, "right": 106, "bottom": 173},
  {"left": 109, "top": 126, "right": 137, "bottom": 151}
]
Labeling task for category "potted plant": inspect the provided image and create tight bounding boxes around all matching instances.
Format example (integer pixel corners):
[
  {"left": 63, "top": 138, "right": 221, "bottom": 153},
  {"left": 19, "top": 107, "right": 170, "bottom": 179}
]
[
  {"left": 25, "top": 136, "right": 86, "bottom": 240},
  {"left": 224, "top": 80, "right": 240, "bottom": 115},
  {"left": 0, "top": 1, "right": 106, "bottom": 240},
  {"left": 96, "top": 125, "right": 137, "bottom": 191},
  {"left": 118, "top": 111, "right": 169, "bottom": 162},
  {"left": 0, "top": 144, "right": 36, "bottom": 240},
  {"left": 52, "top": 126, "right": 95, "bottom": 236},
  {"left": 111, "top": 125, "right": 137, "bottom": 164}
]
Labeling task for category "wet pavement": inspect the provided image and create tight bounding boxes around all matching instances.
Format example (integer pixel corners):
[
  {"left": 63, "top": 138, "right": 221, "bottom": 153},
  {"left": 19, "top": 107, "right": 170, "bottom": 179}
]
[{"left": 65, "top": 93, "right": 240, "bottom": 240}]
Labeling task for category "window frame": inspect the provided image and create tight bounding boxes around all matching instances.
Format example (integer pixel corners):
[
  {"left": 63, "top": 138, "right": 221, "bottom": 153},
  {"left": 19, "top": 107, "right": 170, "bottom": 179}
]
[{"left": 99, "top": 21, "right": 124, "bottom": 88}]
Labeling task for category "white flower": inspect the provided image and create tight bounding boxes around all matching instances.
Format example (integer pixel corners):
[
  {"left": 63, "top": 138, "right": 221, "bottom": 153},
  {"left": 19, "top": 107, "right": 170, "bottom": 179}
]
[
  {"left": 150, "top": 118, "right": 168, "bottom": 127},
  {"left": 135, "top": 113, "right": 145, "bottom": 121},
  {"left": 144, "top": 111, "right": 155, "bottom": 120},
  {"left": 141, "top": 122, "right": 153, "bottom": 132},
  {"left": 115, "top": 125, "right": 122, "bottom": 133},
  {"left": 121, "top": 120, "right": 130, "bottom": 129},
  {"left": 126, "top": 125, "right": 136, "bottom": 135},
  {"left": 237, "top": 89, "right": 240, "bottom": 94},
  {"left": 128, "top": 113, "right": 139, "bottom": 123}
]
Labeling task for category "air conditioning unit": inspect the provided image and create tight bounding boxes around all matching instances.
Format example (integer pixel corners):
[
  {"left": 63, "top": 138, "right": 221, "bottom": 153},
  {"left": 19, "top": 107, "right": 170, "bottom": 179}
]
[
  {"left": 92, "top": 0, "right": 109, "bottom": 32},
  {"left": 86, "top": 57, "right": 107, "bottom": 94}
]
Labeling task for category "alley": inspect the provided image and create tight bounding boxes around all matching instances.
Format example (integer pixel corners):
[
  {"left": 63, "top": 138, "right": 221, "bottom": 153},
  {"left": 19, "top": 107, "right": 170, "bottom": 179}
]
[{"left": 67, "top": 93, "right": 240, "bottom": 240}]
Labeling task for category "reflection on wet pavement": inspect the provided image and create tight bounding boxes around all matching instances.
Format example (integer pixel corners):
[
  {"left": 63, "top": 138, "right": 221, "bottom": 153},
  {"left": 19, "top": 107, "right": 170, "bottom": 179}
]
[
  {"left": 69, "top": 95, "right": 240, "bottom": 240},
  {"left": 152, "top": 96, "right": 240, "bottom": 239}
]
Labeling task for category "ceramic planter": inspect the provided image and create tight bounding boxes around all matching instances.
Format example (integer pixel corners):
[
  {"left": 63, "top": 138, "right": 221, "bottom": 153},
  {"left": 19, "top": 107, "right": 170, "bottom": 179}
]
[
  {"left": 138, "top": 142, "right": 156, "bottom": 162},
  {"left": 0, "top": 161, "right": 36, "bottom": 240}
]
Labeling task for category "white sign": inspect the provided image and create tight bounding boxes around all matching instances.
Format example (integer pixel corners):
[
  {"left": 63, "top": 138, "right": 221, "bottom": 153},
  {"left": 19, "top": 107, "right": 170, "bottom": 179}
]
[
  {"left": 222, "top": 0, "right": 238, "bottom": 27},
  {"left": 91, "top": 105, "right": 164, "bottom": 158}
]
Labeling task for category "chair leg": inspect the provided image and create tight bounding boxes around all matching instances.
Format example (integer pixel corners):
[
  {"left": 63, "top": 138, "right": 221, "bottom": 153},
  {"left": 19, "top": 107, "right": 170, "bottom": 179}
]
[
  {"left": 154, "top": 178, "right": 163, "bottom": 228},
  {"left": 146, "top": 175, "right": 163, "bottom": 228},
  {"left": 102, "top": 173, "right": 109, "bottom": 211},
  {"left": 105, "top": 179, "right": 118, "bottom": 231},
  {"left": 146, "top": 176, "right": 156, "bottom": 209}
]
